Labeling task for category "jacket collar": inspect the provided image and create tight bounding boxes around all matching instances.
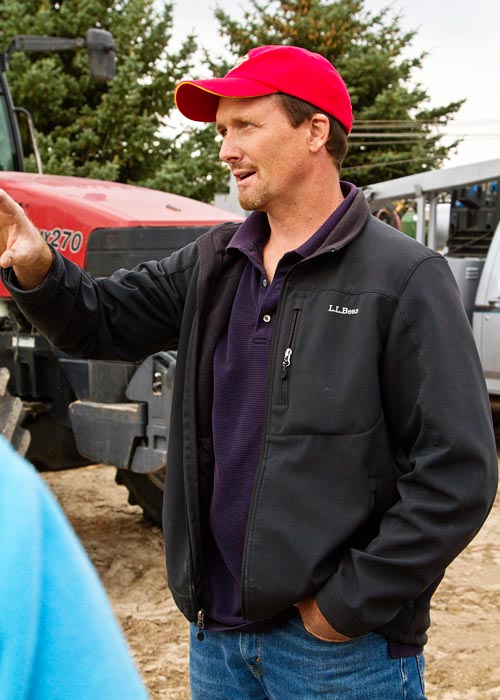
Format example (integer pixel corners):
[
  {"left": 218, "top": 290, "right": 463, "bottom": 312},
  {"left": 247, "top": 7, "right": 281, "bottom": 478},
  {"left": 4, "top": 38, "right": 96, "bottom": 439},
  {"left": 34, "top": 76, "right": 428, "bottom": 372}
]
[
  {"left": 319, "top": 187, "right": 371, "bottom": 253},
  {"left": 207, "top": 185, "right": 371, "bottom": 259}
]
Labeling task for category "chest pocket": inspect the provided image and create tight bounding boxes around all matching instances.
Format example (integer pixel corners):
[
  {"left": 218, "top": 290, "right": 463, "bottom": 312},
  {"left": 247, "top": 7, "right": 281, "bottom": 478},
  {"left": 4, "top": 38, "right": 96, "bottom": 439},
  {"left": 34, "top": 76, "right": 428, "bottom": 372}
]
[{"left": 274, "top": 290, "right": 389, "bottom": 436}]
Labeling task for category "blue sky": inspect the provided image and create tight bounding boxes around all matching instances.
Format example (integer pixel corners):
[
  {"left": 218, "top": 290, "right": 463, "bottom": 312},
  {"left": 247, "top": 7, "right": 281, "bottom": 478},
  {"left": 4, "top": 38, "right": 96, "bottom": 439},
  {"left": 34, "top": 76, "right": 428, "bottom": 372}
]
[{"left": 171, "top": 0, "right": 500, "bottom": 168}]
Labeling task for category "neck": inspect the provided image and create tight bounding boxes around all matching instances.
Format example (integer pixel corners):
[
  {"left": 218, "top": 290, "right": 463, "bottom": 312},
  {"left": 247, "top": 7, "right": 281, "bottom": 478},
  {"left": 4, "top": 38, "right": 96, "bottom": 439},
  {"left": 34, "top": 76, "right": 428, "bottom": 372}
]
[
  {"left": 262, "top": 178, "right": 344, "bottom": 281},
  {"left": 271, "top": 168, "right": 343, "bottom": 235}
]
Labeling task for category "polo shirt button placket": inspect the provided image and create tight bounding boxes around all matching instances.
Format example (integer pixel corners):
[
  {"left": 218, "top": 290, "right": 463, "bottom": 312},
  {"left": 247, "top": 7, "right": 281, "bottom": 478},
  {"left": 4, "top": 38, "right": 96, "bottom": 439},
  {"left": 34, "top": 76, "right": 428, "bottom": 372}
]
[{"left": 262, "top": 314, "right": 271, "bottom": 323}]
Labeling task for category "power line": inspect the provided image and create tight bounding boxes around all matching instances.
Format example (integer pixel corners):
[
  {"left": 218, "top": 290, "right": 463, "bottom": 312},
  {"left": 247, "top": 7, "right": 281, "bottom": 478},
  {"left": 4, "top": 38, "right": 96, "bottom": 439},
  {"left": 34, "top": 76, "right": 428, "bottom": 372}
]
[
  {"left": 353, "top": 121, "right": 437, "bottom": 128},
  {"left": 343, "top": 156, "right": 437, "bottom": 173},
  {"left": 353, "top": 119, "right": 500, "bottom": 126},
  {"left": 349, "top": 140, "right": 431, "bottom": 147},
  {"left": 350, "top": 132, "right": 428, "bottom": 139},
  {"left": 349, "top": 134, "right": 500, "bottom": 146}
]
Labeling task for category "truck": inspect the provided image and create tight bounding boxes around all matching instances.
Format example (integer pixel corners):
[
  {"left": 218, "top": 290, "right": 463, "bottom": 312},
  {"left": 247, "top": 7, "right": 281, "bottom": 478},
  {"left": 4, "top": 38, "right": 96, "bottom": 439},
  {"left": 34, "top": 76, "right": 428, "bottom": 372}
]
[
  {"left": 364, "top": 159, "right": 500, "bottom": 439},
  {"left": 0, "top": 31, "right": 241, "bottom": 527}
]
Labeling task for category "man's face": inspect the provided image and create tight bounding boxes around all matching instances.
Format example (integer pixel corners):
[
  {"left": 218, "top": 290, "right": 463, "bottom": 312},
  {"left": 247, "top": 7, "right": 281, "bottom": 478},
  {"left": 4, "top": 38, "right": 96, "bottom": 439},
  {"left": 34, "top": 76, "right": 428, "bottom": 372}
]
[{"left": 215, "top": 95, "right": 313, "bottom": 213}]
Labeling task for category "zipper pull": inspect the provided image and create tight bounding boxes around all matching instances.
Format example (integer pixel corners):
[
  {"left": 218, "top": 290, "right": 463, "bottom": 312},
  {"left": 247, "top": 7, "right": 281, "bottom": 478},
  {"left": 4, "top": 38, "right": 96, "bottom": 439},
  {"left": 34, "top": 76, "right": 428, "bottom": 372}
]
[
  {"left": 196, "top": 609, "right": 205, "bottom": 641},
  {"left": 283, "top": 347, "right": 292, "bottom": 368},
  {"left": 282, "top": 347, "right": 292, "bottom": 378}
]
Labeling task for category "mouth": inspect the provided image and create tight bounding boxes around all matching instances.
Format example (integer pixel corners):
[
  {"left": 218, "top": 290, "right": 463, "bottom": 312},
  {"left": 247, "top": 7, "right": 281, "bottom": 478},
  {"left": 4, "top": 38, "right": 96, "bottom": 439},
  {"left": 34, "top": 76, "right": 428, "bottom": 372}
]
[{"left": 233, "top": 169, "right": 256, "bottom": 184}]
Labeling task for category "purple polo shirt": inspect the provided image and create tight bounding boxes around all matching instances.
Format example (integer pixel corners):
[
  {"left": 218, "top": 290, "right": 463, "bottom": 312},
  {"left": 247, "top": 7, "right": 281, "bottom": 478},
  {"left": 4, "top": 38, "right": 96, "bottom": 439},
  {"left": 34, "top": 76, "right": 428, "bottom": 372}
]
[{"left": 206, "top": 183, "right": 356, "bottom": 629}]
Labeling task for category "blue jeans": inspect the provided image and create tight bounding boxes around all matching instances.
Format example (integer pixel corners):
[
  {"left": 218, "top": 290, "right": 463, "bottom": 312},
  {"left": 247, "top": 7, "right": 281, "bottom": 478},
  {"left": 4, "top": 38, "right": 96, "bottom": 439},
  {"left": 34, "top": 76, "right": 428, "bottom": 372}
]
[{"left": 190, "top": 612, "right": 427, "bottom": 699}]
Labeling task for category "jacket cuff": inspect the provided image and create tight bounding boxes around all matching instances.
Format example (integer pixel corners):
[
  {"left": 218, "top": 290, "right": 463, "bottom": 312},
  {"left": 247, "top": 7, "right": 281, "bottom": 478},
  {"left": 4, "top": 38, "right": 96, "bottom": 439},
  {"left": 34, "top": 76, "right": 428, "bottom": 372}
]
[
  {"left": 1, "top": 246, "right": 63, "bottom": 301},
  {"left": 315, "top": 577, "right": 373, "bottom": 639}
]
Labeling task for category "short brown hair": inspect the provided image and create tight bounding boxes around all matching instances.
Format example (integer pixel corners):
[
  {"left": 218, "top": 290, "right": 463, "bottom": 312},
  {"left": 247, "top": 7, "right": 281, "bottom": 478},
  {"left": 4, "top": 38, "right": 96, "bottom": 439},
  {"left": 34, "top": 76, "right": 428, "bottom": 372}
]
[{"left": 276, "top": 93, "right": 349, "bottom": 171}]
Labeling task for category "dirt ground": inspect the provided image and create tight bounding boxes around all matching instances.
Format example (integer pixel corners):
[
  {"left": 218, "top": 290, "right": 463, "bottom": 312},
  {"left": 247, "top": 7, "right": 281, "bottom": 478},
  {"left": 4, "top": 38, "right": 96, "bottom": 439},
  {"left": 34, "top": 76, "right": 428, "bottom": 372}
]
[{"left": 42, "top": 458, "right": 500, "bottom": 700}]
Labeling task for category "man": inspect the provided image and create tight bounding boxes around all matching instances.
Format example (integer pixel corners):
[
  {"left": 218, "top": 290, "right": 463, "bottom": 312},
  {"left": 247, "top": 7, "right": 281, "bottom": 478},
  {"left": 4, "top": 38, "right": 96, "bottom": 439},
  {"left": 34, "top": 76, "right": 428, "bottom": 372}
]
[
  {"left": 0, "top": 45, "right": 497, "bottom": 699},
  {"left": 0, "top": 436, "right": 148, "bottom": 700}
]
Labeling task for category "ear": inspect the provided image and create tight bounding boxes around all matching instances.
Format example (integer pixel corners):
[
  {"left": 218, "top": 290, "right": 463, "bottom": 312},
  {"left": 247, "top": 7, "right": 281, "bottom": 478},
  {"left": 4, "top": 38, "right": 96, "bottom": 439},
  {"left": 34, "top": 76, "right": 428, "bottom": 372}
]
[{"left": 308, "top": 113, "right": 330, "bottom": 154}]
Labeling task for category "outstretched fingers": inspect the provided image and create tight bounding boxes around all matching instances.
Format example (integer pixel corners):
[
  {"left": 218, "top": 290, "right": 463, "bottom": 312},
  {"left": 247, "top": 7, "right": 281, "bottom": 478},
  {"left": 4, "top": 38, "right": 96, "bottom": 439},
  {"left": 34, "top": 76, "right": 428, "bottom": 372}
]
[
  {"left": 0, "top": 188, "right": 53, "bottom": 287},
  {"left": 0, "top": 188, "right": 40, "bottom": 269}
]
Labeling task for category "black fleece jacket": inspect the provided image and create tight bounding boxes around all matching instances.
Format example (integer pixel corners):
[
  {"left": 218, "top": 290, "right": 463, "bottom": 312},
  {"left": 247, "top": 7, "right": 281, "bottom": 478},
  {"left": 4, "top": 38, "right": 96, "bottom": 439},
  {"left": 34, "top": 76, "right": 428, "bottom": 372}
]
[{"left": 3, "top": 189, "right": 497, "bottom": 646}]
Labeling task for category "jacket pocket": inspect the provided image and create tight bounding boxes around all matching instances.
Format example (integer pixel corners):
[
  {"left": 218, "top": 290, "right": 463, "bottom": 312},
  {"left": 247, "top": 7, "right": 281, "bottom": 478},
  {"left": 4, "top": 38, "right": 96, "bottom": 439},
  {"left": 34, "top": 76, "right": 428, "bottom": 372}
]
[{"left": 280, "top": 306, "right": 302, "bottom": 405}]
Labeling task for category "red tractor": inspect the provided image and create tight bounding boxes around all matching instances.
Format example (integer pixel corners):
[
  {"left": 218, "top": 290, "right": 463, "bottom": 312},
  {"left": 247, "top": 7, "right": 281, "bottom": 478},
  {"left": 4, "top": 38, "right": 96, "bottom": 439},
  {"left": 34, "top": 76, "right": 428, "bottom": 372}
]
[{"left": 0, "top": 31, "right": 240, "bottom": 525}]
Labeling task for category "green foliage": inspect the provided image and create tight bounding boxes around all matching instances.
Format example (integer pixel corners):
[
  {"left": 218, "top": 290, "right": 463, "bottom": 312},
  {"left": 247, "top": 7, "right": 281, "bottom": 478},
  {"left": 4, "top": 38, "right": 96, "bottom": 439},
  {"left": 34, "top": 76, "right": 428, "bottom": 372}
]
[
  {"left": 0, "top": 0, "right": 465, "bottom": 199},
  {"left": 140, "top": 125, "right": 229, "bottom": 203},
  {"left": 203, "top": 0, "right": 464, "bottom": 187},
  {"left": 0, "top": 0, "right": 225, "bottom": 196}
]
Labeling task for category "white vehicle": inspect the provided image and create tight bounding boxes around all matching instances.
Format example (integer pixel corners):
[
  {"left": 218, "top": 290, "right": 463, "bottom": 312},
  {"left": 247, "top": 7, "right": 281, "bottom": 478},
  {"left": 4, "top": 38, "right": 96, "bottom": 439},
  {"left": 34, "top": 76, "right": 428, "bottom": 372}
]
[{"left": 364, "top": 159, "right": 500, "bottom": 409}]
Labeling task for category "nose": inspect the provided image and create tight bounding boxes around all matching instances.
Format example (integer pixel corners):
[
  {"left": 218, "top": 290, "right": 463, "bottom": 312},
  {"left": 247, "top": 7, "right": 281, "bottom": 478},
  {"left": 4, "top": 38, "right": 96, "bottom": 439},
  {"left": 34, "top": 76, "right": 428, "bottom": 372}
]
[{"left": 218, "top": 133, "right": 242, "bottom": 164}]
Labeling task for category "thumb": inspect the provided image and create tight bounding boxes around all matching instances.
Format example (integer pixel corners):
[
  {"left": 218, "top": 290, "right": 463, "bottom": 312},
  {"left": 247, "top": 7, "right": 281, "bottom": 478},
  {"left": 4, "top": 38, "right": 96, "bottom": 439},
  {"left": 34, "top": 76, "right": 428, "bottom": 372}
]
[
  {"left": 0, "top": 239, "right": 42, "bottom": 269},
  {"left": 0, "top": 248, "right": 16, "bottom": 269}
]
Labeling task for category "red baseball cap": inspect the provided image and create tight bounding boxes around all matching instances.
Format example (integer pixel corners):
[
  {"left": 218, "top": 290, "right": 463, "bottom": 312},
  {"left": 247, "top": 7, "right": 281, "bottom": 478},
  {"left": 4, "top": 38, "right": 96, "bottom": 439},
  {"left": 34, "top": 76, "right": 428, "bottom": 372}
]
[{"left": 174, "top": 45, "right": 353, "bottom": 134}]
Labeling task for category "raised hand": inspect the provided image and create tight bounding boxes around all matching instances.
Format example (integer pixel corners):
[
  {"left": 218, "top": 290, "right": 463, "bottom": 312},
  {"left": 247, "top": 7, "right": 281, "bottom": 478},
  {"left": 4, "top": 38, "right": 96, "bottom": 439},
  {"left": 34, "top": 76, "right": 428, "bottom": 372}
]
[{"left": 0, "top": 188, "right": 53, "bottom": 289}]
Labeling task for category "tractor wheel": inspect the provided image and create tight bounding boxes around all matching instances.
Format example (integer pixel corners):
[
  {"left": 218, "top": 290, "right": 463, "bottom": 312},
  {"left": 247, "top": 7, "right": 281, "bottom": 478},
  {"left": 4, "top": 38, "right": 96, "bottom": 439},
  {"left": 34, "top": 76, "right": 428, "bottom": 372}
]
[
  {"left": 0, "top": 367, "right": 30, "bottom": 455},
  {"left": 115, "top": 467, "right": 165, "bottom": 529}
]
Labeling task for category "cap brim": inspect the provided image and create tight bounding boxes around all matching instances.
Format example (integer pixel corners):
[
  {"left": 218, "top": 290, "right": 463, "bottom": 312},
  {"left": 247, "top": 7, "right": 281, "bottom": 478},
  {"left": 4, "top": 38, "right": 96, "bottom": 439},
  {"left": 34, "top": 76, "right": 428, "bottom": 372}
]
[{"left": 174, "top": 78, "right": 278, "bottom": 122}]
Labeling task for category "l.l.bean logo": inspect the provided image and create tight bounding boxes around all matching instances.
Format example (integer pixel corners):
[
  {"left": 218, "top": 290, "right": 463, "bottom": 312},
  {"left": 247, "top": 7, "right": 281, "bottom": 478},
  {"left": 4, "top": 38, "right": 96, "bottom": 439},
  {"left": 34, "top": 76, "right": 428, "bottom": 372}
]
[{"left": 328, "top": 304, "right": 359, "bottom": 315}]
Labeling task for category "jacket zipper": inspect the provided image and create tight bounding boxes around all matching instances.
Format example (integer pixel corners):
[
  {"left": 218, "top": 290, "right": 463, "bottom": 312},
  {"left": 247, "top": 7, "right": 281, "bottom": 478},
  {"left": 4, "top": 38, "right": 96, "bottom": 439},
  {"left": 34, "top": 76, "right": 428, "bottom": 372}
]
[
  {"left": 241, "top": 299, "right": 304, "bottom": 617},
  {"left": 281, "top": 307, "right": 301, "bottom": 404},
  {"left": 196, "top": 608, "right": 205, "bottom": 641}
]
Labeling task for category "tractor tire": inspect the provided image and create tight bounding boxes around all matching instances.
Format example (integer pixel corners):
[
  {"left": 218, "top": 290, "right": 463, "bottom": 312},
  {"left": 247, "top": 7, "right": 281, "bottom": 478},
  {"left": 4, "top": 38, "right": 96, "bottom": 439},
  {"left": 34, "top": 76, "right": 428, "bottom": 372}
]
[
  {"left": 115, "top": 467, "right": 165, "bottom": 529},
  {"left": 0, "top": 367, "right": 30, "bottom": 455}
]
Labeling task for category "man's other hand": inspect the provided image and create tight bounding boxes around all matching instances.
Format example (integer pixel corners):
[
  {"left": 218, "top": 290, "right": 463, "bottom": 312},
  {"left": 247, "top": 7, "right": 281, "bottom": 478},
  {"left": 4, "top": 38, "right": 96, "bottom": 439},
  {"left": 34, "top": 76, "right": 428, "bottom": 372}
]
[{"left": 296, "top": 597, "right": 352, "bottom": 643}]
